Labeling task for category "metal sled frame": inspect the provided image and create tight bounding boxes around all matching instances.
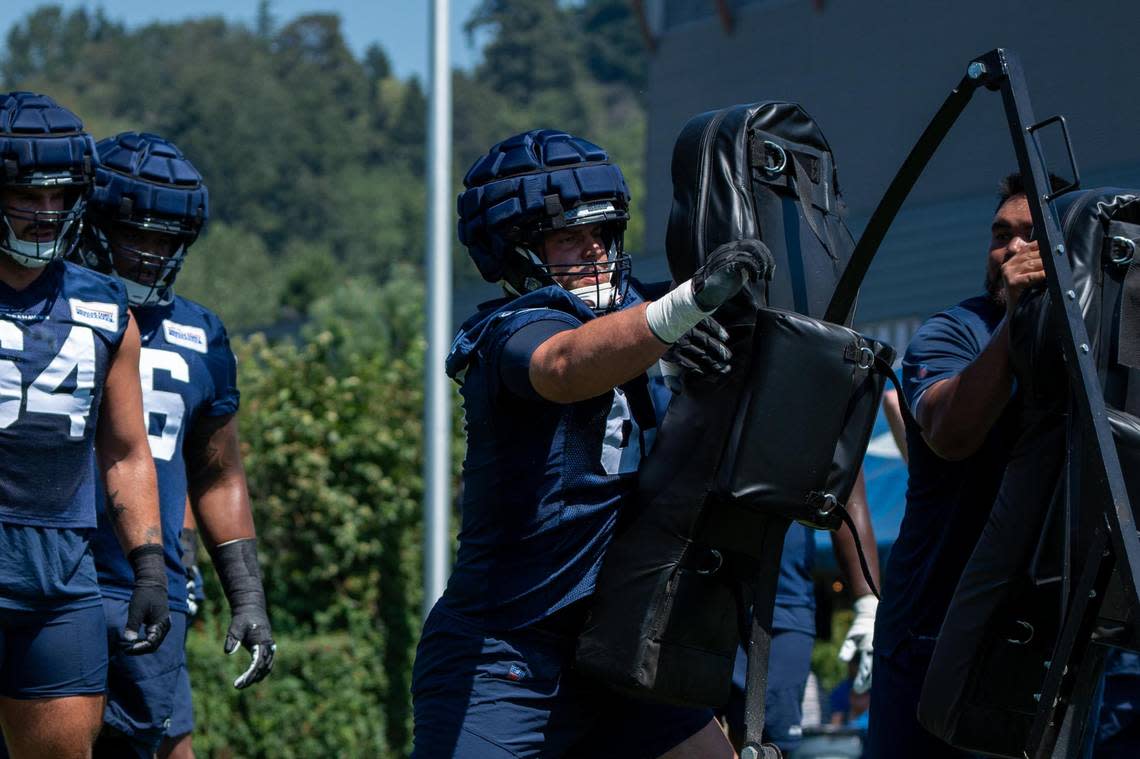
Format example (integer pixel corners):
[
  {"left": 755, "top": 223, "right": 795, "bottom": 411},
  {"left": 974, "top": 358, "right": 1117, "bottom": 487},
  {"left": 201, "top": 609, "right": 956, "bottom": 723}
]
[{"left": 832, "top": 48, "right": 1140, "bottom": 758}]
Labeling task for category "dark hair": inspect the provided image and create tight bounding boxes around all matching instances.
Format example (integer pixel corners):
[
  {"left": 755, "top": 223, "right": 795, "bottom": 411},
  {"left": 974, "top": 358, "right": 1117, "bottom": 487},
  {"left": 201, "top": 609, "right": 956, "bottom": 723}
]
[{"left": 996, "top": 172, "right": 1069, "bottom": 210}]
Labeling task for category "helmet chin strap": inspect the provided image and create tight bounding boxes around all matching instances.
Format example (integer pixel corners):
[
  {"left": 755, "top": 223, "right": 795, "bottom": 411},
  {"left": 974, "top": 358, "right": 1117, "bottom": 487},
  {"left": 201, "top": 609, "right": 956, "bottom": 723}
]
[
  {"left": 568, "top": 279, "right": 617, "bottom": 312},
  {"left": 116, "top": 245, "right": 187, "bottom": 307},
  {"left": 1, "top": 211, "right": 81, "bottom": 268},
  {"left": 3, "top": 240, "right": 58, "bottom": 268},
  {"left": 122, "top": 277, "right": 175, "bottom": 307}
]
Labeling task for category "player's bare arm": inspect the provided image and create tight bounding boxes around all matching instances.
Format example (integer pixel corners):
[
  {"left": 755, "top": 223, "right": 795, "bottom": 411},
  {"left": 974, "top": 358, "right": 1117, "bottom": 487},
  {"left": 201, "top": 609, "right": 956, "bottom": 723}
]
[
  {"left": 97, "top": 311, "right": 170, "bottom": 654},
  {"left": 531, "top": 239, "right": 773, "bottom": 404},
  {"left": 185, "top": 413, "right": 256, "bottom": 543},
  {"left": 530, "top": 302, "right": 666, "bottom": 402},
  {"left": 918, "top": 193, "right": 1039, "bottom": 460},
  {"left": 98, "top": 313, "right": 161, "bottom": 550},
  {"left": 185, "top": 412, "right": 275, "bottom": 689},
  {"left": 832, "top": 472, "right": 881, "bottom": 693}
]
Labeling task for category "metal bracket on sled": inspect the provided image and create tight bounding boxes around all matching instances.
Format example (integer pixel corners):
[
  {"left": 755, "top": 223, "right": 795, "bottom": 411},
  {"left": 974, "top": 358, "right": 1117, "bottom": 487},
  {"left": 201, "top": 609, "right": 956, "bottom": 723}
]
[{"left": 827, "top": 47, "right": 1140, "bottom": 759}]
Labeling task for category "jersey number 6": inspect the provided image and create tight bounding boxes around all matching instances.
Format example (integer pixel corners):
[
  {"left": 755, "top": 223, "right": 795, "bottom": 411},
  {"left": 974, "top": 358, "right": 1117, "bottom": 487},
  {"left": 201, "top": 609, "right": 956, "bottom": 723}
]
[{"left": 140, "top": 348, "right": 190, "bottom": 462}]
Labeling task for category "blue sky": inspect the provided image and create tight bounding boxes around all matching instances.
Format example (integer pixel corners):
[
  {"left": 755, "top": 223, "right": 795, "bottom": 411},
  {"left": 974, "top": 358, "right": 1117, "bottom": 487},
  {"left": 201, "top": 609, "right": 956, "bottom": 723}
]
[{"left": 1, "top": 1, "right": 489, "bottom": 81}]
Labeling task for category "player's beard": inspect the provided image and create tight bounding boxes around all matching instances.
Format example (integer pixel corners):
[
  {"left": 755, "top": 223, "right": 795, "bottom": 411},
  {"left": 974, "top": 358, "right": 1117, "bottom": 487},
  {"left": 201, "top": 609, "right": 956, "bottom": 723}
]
[{"left": 985, "top": 265, "right": 1006, "bottom": 308}]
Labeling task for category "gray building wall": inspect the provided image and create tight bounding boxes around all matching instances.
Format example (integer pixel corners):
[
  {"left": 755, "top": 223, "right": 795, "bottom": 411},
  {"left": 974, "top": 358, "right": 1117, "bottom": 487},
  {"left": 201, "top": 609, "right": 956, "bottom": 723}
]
[{"left": 642, "top": 0, "right": 1140, "bottom": 332}]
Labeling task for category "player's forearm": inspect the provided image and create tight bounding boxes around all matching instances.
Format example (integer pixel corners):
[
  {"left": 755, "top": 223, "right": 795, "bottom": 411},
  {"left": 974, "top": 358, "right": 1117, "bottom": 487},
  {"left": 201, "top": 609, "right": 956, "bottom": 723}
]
[
  {"left": 882, "top": 390, "right": 908, "bottom": 464},
  {"left": 186, "top": 414, "right": 257, "bottom": 546},
  {"left": 831, "top": 473, "right": 880, "bottom": 597},
  {"left": 183, "top": 497, "right": 198, "bottom": 531},
  {"left": 920, "top": 319, "right": 1015, "bottom": 460},
  {"left": 529, "top": 302, "right": 668, "bottom": 403},
  {"left": 102, "top": 449, "right": 163, "bottom": 551},
  {"left": 191, "top": 477, "right": 256, "bottom": 547}
]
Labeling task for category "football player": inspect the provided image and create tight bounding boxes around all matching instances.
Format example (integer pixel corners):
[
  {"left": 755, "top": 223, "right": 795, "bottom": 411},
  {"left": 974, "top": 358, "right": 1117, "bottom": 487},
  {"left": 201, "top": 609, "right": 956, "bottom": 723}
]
[
  {"left": 76, "top": 132, "right": 274, "bottom": 759},
  {"left": 411, "top": 128, "right": 772, "bottom": 757},
  {"left": 0, "top": 92, "right": 168, "bottom": 759}
]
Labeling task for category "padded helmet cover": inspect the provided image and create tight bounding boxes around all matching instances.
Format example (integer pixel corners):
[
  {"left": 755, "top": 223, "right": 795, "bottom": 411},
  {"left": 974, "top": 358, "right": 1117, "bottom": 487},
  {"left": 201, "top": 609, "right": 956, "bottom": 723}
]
[
  {"left": 0, "top": 92, "right": 95, "bottom": 267},
  {"left": 91, "top": 132, "right": 208, "bottom": 235},
  {"left": 457, "top": 128, "right": 630, "bottom": 284},
  {"left": 86, "top": 132, "right": 208, "bottom": 306},
  {"left": 0, "top": 91, "right": 95, "bottom": 184}
]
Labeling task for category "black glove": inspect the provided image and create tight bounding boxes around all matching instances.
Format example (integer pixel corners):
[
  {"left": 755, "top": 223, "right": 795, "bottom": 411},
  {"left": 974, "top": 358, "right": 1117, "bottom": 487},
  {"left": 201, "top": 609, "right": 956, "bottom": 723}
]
[
  {"left": 180, "top": 527, "right": 204, "bottom": 618},
  {"left": 215, "top": 538, "right": 276, "bottom": 689},
  {"left": 124, "top": 544, "right": 172, "bottom": 655},
  {"left": 691, "top": 239, "right": 774, "bottom": 312},
  {"left": 663, "top": 317, "right": 732, "bottom": 377}
]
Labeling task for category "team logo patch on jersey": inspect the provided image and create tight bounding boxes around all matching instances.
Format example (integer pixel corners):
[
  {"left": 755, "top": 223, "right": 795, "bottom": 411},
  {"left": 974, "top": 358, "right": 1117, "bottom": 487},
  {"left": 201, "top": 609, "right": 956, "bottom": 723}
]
[
  {"left": 162, "top": 321, "right": 208, "bottom": 354},
  {"left": 69, "top": 299, "right": 119, "bottom": 332}
]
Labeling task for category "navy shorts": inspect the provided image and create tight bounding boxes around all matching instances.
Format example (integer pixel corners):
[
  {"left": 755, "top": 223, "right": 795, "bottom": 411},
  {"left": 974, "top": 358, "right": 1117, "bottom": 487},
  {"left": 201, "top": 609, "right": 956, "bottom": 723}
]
[
  {"left": 411, "top": 604, "right": 715, "bottom": 758},
  {"left": 720, "top": 629, "right": 814, "bottom": 752},
  {"left": 164, "top": 657, "right": 195, "bottom": 739},
  {"left": 866, "top": 637, "right": 971, "bottom": 759},
  {"left": 101, "top": 597, "right": 188, "bottom": 755},
  {"left": 0, "top": 602, "right": 107, "bottom": 699}
]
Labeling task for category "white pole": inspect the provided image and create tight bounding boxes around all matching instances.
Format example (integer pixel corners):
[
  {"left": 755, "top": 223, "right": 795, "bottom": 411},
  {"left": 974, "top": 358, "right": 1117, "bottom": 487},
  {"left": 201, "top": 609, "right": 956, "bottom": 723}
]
[{"left": 423, "top": 0, "right": 452, "bottom": 618}]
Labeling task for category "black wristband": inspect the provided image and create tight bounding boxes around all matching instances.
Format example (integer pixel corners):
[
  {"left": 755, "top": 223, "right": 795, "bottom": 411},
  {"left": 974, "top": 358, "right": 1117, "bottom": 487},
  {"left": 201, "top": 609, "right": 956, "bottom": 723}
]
[
  {"left": 214, "top": 538, "right": 267, "bottom": 610},
  {"left": 179, "top": 528, "right": 200, "bottom": 570},
  {"left": 128, "top": 543, "right": 167, "bottom": 587}
]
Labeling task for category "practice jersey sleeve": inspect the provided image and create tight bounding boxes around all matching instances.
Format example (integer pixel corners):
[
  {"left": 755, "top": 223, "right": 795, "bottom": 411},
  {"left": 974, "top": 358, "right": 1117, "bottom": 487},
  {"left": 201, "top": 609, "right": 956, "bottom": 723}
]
[
  {"left": 498, "top": 318, "right": 579, "bottom": 401},
  {"left": 477, "top": 308, "right": 582, "bottom": 400},
  {"left": 901, "top": 300, "right": 997, "bottom": 420},
  {"left": 201, "top": 315, "right": 239, "bottom": 417}
]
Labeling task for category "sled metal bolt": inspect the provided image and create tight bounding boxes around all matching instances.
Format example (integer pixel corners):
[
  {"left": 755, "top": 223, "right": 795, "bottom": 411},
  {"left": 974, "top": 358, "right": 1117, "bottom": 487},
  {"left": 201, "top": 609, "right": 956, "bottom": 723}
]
[
  {"left": 1034, "top": 692, "right": 1041, "bottom": 702},
  {"left": 1080, "top": 344, "right": 1090, "bottom": 354},
  {"left": 741, "top": 747, "right": 760, "bottom": 759},
  {"left": 1067, "top": 290, "right": 1076, "bottom": 300},
  {"left": 1044, "top": 660, "right": 1051, "bottom": 669},
  {"left": 1055, "top": 244, "right": 1066, "bottom": 255},
  {"left": 1090, "top": 589, "right": 1097, "bottom": 599},
  {"left": 967, "top": 62, "right": 987, "bottom": 79}
]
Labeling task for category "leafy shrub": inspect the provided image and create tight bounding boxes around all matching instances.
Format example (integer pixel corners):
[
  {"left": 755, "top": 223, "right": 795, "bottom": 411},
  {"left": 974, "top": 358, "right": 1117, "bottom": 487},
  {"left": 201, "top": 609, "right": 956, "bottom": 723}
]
[
  {"left": 184, "top": 626, "right": 391, "bottom": 758},
  {"left": 191, "top": 274, "right": 445, "bottom": 756}
]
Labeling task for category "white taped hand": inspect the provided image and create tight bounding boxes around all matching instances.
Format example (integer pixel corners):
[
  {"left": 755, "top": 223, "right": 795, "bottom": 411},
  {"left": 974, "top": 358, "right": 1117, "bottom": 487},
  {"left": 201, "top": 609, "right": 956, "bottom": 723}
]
[{"left": 838, "top": 594, "right": 878, "bottom": 694}]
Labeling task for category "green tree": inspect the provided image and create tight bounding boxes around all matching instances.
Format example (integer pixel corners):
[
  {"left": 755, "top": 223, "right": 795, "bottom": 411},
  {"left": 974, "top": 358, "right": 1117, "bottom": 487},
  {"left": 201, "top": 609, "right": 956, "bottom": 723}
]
[
  {"left": 177, "top": 222, "right": 285, "bottom": 330},
  {"left": 1, "top": 7, "right": 120, "bottom": 84},
  {"left": 576, "top": 0, "right": 648, "bottom": 94},
  {"left": 465, "top": 0, "right": 596, "bottom": 133}
]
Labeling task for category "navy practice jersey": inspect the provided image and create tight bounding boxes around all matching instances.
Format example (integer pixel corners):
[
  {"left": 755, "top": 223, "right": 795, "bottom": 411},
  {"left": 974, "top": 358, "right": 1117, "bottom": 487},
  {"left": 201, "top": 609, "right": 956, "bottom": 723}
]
[
  {"left": 0, "top": 260, "right": 128, "bottom": 528},
  {"left": 875, "top": 295, "right": 1019, "bottom": 658},
  {"left": 441, "top": 284, "right": 657, "bottom": 630},
  {"left": 91, "top": 295, "right": 239, "bottom": 612}
]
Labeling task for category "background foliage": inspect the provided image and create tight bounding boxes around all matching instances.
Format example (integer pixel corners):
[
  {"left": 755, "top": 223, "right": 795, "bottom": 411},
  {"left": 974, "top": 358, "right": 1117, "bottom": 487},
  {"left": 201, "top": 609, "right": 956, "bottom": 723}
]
[
  {"left": 190, "top": 272, "right": 430, "bottom": 755},
  {"left": 1, "top": 2, "right": 648, "bottom": 756},
  {"left": 1, "top": 0, "right": 646, "bottom": 331}
]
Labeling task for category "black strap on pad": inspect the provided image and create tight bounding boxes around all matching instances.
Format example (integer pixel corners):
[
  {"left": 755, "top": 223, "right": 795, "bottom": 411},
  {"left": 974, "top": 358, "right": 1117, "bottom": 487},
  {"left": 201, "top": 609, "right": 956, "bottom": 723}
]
[
  {"left": 789, "top": 153, "right": 835, "bottom": 262},
  {"left": 836, "top": 502, "right": 882, "bottom": 600},
  {"left": 1112, "top": 222, "right": 1140, "bottom": 371},
  {"left": 618, "top": 373, "right": 657, "bottom": 437},
  {"left": 742, "top": 519, "right": 790, "bottom": 759}
]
